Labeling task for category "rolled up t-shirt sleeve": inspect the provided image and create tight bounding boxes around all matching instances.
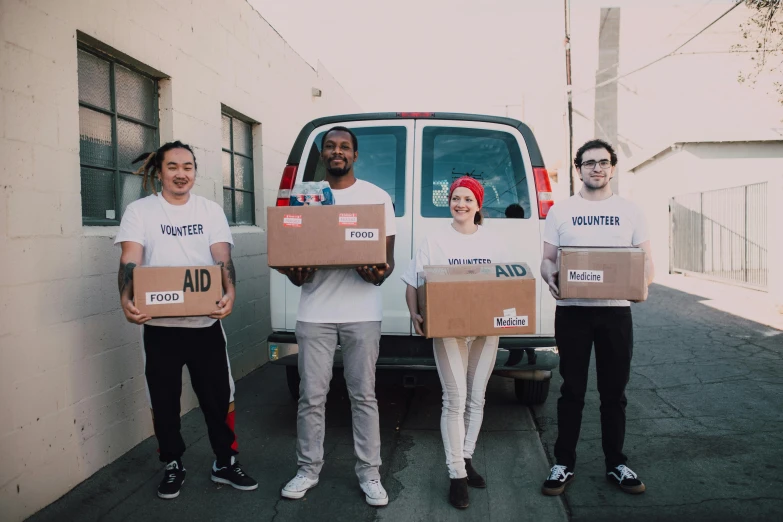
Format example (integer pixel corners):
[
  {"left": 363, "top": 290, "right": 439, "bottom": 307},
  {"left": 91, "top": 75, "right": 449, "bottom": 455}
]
[
  {"left": 382, "top": 192, "right": 397, "bottom": 236},
  {"left": 401, "top": 240, "right": 429, "bottom": 288},
  {"left": 542, "top": 207, "right": 561, "bottom": 247},
  {"left": 209, "top": 206, "right": 234, "bottom": 247},
  {"left": 631, "top": 205, "right": 650, "bottom": 245},
  {"left": 114, "top": 204, "right": 145, "bottom": 247}
]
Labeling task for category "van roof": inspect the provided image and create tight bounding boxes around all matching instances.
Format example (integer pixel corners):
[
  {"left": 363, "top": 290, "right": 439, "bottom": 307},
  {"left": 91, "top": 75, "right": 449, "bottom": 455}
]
[{"left": 287, "top": 112, "right": 545, "bottom": 167}]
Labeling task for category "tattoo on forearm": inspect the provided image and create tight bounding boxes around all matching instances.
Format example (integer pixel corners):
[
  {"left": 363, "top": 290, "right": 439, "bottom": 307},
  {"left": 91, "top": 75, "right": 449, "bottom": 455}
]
[
  {"left": 118, "top": 262, "right": 136, "bottom": 295},
  {"left": 217, "top": 259, "right": 237, "bottom": 286}
]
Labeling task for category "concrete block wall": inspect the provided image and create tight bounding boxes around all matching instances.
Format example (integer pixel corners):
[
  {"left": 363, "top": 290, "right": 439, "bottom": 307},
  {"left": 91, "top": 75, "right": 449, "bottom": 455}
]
[{"left": 0, "top": 0, "right": 360, "bottom": 519}]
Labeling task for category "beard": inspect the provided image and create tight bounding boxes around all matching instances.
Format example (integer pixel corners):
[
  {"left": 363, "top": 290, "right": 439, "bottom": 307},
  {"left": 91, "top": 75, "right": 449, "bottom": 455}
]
[
  {"left": 581, "top": 176, "right": 611, "bottom": 191},
  {"left": 324, "top": 157, "right": 352, "bottom": 177},
  {"left": 325, "top": 164, "right": 351, "bottom": 177}
]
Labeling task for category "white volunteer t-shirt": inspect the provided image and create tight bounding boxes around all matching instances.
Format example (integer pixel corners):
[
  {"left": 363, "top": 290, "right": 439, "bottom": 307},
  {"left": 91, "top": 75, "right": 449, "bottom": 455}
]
[
  {"left": 296, "top": 179, "right": 397, "bottom": 323},
  {"left": 401, "top": 223, "right": 512, "bottom": 288},
  {"left": 115, "top": 193, "right": 234, "bottom": 327},
  {"left": 543, "top": 194, "right": 648, "bottom": 307}
]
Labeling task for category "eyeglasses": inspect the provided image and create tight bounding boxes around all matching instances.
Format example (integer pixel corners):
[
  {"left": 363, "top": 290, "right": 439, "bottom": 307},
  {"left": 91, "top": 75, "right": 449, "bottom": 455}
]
[{"left": 579, "top": 160, "right": 612, "bottom": 170}]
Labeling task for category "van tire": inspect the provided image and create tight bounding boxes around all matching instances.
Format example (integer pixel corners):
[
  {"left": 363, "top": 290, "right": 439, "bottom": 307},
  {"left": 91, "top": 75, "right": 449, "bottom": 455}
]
[
  {"left": 286, "top": 365, "right": 300, "bottom": 400},
  {"left": 514, "top": 378, "right": 550, "bottom": 406}
]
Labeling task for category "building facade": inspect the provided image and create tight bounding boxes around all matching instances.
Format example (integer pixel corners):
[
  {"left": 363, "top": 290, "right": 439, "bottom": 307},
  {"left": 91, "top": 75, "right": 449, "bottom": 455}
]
[
  {"left": 0, "top": 0, "right": 360, "bottom": 519},
  {"left": 627, "top": 139, "right": 783, "bottom": 310}
]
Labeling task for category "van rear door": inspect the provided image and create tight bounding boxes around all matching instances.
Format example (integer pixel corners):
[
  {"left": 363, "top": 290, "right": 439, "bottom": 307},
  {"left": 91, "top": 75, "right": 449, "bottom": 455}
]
[
  {"left": 279, "top": 119, "right": 415, "bottom": 334},
  {"left": 412, "top": 120, "right": 545, "bottom": 334}
]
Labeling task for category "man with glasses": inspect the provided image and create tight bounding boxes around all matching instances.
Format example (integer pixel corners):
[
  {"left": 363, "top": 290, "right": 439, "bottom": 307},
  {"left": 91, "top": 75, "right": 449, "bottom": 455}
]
[{"left": 539, "top": 139, "right": 654, "bottom": 496}]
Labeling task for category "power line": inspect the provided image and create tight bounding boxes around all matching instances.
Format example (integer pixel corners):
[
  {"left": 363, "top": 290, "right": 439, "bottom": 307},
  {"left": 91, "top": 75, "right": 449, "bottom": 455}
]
[
  {"left": 574, "top": 0, "right": 744, "bottom": 97},
  {"left": 665, "top": 0, "right": 715, "bottom": 39},
  {"left": 571, "top": 107, "right": 644, "bottom": 149},
  {"left": 593, "top": 0, "right": 717, "bottom": 78}
]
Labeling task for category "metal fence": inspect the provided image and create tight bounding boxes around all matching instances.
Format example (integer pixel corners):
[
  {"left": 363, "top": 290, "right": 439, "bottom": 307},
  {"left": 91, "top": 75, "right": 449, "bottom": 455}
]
[{"left": 670, "top": 182, "right": 768, "bottom": 289}]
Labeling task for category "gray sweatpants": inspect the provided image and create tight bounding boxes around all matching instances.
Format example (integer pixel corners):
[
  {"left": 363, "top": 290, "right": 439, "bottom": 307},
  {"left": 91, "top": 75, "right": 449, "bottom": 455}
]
[{"left": 294, "top": 321, "right": 382, "bottom": 483}]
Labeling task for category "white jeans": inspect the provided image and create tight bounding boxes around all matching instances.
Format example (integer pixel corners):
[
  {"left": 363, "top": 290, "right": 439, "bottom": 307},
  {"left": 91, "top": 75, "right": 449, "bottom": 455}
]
[{"left": 433, "top": 336, "right": 500, "bottom": 479}]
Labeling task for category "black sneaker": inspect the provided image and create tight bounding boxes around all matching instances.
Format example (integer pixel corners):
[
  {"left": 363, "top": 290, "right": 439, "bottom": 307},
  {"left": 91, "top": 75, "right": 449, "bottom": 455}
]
[
  {"left": 606, "top": 465, "right": 646, "bottom": 494},
  {"left": 541, "top": 464, "right": 574, "bottom": 496},
  {"left": 211, "top": 459, "right": 258, "bottom": 491},
  {"left": 158, "top": 461, "right": 186, "bottom": 499}
]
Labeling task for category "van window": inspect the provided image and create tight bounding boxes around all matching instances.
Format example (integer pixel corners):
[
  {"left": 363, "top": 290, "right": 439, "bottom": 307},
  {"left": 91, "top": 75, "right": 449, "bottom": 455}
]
[
  {"left": 420, "top": 127, "right": 531, "bottom": 219},
  {"left": 301, "top": 126, "right": 406, "bottom": 217}
]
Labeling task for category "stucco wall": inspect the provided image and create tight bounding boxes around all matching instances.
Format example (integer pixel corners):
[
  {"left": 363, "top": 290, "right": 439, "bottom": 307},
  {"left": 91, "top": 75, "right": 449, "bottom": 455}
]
[{"left": 627, "top": 141, "right": 783, "bottom": 307}]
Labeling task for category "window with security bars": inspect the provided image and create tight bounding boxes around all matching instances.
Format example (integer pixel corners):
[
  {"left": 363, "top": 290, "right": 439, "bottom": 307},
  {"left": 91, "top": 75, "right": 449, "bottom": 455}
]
[
  {"left": 222, "top": 113, "right": 255, "bottom": 225},
  {"left": 78, "top": 46, "right": 159, "bottom": 225}
]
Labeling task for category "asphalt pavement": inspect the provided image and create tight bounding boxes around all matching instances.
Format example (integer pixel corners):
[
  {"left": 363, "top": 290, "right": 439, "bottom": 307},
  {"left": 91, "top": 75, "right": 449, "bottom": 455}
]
[
  {"left": 532, "top": 283, "right": 783, "bottom": 522},
  {"left": 28, "top": 357, "right": 566, "bottom": 521},
  {"left": 27, "top": 281, "right": 783, "bottom": 522}
]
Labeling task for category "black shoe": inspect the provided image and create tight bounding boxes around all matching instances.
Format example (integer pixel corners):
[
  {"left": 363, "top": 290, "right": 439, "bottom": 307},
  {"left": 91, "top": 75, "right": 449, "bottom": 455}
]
[
  {"left": 464, "top": 458, "right": 486, "bottom": 488},
  {"left": 606, "top": 465, "right": 646, "bottom": 494},
  {"left": 541, "top": 464, "right": 574, "bottom": 496},
  {"left": 211, "top": 459, "right": 258, "bottom": 491},
  {"left": 449, "top": 478, "right": 470, "bottom": 509},
  {"left": 158, "top": 461, "right": 186, "bottom": 499}
]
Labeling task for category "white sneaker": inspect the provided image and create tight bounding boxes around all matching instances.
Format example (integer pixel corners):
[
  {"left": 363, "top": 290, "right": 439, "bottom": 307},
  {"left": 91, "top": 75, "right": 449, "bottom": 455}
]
[
  {"left": 360, "top": 479, "right": 389, "bottom": 506},
  {"left": 281, "top": 474, "right": 319, "bottom": 499}
]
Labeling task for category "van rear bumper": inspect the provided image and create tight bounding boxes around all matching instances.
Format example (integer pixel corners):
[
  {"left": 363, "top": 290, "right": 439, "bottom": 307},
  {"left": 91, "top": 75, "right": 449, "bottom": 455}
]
[{"left": 267, "top": 331, "right": 559, "bottom": 377}]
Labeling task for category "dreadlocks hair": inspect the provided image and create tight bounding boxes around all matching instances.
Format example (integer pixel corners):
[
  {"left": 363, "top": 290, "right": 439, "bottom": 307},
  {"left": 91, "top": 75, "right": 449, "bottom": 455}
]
[{"left": 131, "top": 141, "right": 198, "bottom": 195}]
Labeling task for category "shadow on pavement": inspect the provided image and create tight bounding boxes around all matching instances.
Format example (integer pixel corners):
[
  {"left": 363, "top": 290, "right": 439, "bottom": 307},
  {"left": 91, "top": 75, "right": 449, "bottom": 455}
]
[{"left": 532, "top": 283, "right": 783, "bottom": 522}]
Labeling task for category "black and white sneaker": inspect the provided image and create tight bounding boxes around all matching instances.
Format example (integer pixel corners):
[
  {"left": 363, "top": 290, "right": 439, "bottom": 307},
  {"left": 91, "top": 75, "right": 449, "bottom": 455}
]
[
  {"left": 158, "top": 460, "right": 186, "bottom": 499},
  {"left": 541, "top": 464, "right": 574, "bottom": 496},
  {"left": 606, "top": 464, "right": 646, "bottom": 494},
  {"left": 211, "top": 457, "right": 258, "bottom": 491}
]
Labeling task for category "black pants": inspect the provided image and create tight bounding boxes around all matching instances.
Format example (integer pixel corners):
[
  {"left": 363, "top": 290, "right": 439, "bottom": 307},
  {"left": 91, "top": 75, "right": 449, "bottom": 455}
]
[
  {"left": 553, "top": 306, "right": 633, "bottom": 470},
  {"left": 143, "top": 321, "right": 237, "bottom": 463}
]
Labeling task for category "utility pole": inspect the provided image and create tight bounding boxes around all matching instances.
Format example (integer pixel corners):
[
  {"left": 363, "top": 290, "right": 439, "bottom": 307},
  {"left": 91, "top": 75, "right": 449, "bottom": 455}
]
[{"left": 564, "top": 0, "right": 574, "bottom": 196}]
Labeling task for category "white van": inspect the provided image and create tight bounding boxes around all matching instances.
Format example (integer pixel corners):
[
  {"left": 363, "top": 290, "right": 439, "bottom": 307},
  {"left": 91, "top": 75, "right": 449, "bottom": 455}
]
[{"left": 267, "top": 112, "right": 558, "bottom": 405}]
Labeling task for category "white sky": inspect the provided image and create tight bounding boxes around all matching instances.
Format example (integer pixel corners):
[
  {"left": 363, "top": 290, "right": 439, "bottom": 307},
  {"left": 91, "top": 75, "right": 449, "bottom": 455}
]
[
  {"left": 248, "top": 0, "right": 736, "bottom": 116},
  {"left": 246, "top": 0, "right": 773, "bottom": 187}
]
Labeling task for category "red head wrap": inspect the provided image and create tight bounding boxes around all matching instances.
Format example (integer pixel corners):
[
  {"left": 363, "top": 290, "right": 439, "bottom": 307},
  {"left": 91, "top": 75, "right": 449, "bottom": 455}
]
[{"left": 449, "top": 176, "right": 484, "bottom": 209}]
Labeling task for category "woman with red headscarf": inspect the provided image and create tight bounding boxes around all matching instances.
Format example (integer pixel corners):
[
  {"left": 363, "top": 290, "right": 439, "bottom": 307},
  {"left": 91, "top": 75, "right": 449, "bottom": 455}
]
[{"left": 401, "top": 176, "right": 511, "bottom": 510}]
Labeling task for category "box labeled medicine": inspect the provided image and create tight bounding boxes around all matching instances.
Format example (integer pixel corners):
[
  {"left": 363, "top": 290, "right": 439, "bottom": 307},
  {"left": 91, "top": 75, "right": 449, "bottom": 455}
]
[
  {"left": 558, "top": 247, "right": 647, "bottom": 301},
  {"left": 417, "top": 263, "right": 537, "bottom": 338}
]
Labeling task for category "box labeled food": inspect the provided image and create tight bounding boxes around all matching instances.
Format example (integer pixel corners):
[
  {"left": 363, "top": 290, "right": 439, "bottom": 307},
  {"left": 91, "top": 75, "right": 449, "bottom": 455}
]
[
  {"left": 558, "top": 246, "right": 647, "bottom": 301},
  {"left": 267, "top": 204, "right": 387, "bottom": 268},
  {"left": 417, "top": 263, "right": 537, "bottom": 338},
  {"left": 133, "top": 266, "right": 222, "bottom": 318}
]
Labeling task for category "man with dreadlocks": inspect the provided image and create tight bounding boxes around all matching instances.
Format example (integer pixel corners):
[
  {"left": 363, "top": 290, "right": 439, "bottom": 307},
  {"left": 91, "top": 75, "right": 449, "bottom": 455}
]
[{"left": 115, "top": 140, "right": 258, "bottom": 499}]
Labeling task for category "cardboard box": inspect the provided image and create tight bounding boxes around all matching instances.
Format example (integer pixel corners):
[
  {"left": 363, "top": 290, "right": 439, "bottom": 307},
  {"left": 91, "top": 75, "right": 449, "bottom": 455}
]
[
  {"left": 133, "top": 266, "right": 222, "bottom": 318},
  {"left": 417, "top": 263, "right": 537, "bottom": 338},
  {"left": 558, "top": 247, "right": 647, "bottom": 301},
  {"left": 267, "top": 204, "right": 387, "bottom": 268}
]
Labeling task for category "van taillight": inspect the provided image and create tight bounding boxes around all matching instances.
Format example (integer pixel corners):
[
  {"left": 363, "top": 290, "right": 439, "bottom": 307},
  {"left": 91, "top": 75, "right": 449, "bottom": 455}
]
[
  {"left": 276, "top": 165, "right": 298, "bottom": 206},
  {"left": 533, "top": 167, "right": 554, "bottom": 218}
]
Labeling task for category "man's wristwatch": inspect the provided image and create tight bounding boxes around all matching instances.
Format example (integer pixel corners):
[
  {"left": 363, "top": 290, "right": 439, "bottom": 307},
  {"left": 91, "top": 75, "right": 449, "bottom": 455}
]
[{"left": 373, "top": 274, "right": 387, "bottom": 286}]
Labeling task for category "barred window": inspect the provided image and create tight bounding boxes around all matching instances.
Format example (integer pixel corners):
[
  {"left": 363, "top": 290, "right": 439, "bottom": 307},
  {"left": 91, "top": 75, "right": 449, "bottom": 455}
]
[
  {"left": 77, "top": 46, "right": 159, "bottom": 225},
  {"left": 221, "top": 112, "right": 255, "bottom": 225}
]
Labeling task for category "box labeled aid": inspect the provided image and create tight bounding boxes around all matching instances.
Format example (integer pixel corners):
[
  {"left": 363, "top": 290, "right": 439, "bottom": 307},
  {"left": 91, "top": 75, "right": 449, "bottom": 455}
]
[
  {"left": 133, "top": 266, "right": 222, "bottom": 317},
  {"left": 417, "top": 263, "right": 537, "bottom": 338}
]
